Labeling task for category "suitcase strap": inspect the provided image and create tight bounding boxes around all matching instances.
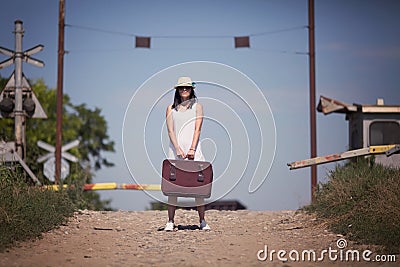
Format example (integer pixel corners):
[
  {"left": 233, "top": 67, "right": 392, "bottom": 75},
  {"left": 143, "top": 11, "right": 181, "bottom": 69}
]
[{"left": 169, "top": 162, "right": 205, "bottom": 183}]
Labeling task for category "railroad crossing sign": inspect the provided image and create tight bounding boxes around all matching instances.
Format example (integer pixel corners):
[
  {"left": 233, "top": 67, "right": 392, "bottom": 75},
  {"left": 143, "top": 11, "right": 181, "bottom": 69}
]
[
  {"left": 0, "top": 21, "right": 46, "bottom": 119},
  {"left": 37, "top": 140, "right": 79, "bottom": 182},
  {"left": 0, "top": 72, "right": 47, "bottom": 118},
  {"left": 0, "top": 20, "right": 46, "bottom": 165},
  {"left": 44, "top": 157, "right": 69, "bottom": 182},
  {"left": 0, "top": 43, "right": 44, "bottom": 69}
]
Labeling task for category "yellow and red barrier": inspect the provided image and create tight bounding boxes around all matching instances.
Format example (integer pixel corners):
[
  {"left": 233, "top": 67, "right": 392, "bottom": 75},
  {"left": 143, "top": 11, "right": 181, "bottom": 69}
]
[{"left": 45, "top": 183, "right": 161, "bottom": 191}]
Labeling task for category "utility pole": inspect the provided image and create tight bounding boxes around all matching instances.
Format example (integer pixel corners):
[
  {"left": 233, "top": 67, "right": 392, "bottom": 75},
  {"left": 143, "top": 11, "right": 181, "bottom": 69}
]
[
  {"left": 14, "top": 20, "right": 25, "bottom": 160},
  {"left": 308, "top": 0, "right": 317, "bottom": 201},
  {"left": 56, "top": 0, "right": 65, "bottom": 185}
]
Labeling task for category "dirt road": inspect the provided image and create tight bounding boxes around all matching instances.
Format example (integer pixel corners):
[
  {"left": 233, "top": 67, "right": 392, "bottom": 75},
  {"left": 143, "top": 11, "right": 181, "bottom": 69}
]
[{"left": 1, "top": 209, "right": 398, "bottom": 266}]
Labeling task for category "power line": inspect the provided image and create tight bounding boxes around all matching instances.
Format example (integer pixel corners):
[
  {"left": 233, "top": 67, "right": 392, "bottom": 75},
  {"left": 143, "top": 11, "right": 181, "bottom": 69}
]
[
  {"left": 251, "top": 48, "right": 309, "bottom": 55},
  {"left": 65, "top": 24, "right": 134, "bottom": 37},
  {"left": 65, "top": 23, "right": 307, "bottom": 39},
  {"left": 65, "top": 47, "right": 308, "bottom": 55},
  {"left": 249, "top": 25, "right": 308, "bottom": 37}
]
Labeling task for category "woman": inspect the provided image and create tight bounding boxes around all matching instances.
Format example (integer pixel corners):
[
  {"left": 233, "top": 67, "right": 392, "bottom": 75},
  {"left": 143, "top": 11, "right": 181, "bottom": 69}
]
[{"left": 164, "top": 76, "right": 210, "bottom": 231}]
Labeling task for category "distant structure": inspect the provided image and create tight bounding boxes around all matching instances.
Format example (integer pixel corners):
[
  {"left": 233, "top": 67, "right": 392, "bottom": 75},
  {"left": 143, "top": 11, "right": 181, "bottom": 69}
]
[
  {"left": 317, "top": 96, "right": 400, "bottom": 167},
  {"left": 150, "top": 200, "right": 247, "bottom": 211}
]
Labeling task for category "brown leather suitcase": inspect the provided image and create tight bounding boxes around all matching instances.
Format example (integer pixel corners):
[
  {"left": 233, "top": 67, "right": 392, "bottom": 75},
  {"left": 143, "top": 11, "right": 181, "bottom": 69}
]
[{"left": 161, "top": 159, "right": 213, "bottom": 198}]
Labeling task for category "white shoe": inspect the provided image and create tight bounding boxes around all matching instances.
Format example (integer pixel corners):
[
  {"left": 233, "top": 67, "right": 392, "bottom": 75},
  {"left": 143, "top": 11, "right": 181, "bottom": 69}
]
[
  {"left": 164, "top": 221, "right": 174, "bottom": 231},
  {"left": 200, "top": 220, "right": 211, "bottom": 230}
]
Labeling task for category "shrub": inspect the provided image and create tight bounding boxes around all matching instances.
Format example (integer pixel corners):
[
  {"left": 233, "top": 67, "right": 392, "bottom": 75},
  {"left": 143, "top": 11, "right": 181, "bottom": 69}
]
[
  {"left": 306, "top": 158, "right": 400, "bottom": 253},
  {"left": 0, "top": 166, "right": 75, "bottom": 252}
]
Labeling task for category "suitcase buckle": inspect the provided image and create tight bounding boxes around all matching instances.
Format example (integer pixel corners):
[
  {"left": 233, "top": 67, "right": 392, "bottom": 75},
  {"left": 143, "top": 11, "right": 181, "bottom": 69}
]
[
  {"left": 197, "top": 164, "right": 204, "bottom": 183},
  {"left": 169, "top": 163, "right": 176, "bottom": 181}
]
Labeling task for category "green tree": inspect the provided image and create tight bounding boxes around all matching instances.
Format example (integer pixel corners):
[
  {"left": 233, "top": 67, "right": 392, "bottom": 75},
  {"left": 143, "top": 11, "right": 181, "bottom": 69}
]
[{"left": 0, "top": 75, "right": 115, "bottom": 210}]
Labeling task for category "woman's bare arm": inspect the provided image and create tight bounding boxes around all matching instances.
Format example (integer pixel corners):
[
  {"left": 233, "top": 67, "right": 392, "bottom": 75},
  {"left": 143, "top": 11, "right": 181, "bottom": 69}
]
[
  {"left": 187, "top": 103, "right": 203, "bottom": 158},
  {"left": 166, "top": 105, "right": 185, "bottom": 158}
]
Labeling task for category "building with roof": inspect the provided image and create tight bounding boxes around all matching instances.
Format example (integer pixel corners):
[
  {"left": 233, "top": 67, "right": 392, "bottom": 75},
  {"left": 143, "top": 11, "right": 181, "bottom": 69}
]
[{"left": 317, "top": 96, "right": 400, "bottom": 167}]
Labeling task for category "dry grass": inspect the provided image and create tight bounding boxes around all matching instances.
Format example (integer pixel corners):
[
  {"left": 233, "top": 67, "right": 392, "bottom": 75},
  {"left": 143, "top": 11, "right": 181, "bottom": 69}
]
[
  {"left": 0, "top": 166, "right": 75, "bottom": 252},
  {"left": 305, "top": 158, "right": 400, "bottom": 253}
]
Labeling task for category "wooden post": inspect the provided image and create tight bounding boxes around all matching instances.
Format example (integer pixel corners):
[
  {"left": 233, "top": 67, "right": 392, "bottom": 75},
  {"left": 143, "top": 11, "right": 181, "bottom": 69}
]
[
  {"left": 308, "top": 0, "right": 317, "bottom": 201},
  {"left": 56, "top": 0, "right": 65, "bottom": 185}
]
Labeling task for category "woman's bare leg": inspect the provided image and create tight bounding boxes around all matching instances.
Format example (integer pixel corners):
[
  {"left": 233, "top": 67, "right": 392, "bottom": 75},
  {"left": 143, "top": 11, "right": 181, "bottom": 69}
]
[
  {"left": 195, "top": 198, "right": 205, "bottom": 222},
  {"left": 168, "top": 196, "right": 178, "bottom": 222}
]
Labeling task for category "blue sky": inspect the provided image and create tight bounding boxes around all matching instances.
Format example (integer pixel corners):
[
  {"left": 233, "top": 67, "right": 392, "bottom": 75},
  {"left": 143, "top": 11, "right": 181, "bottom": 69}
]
[{"left": 1, "top": 0, "right": 399, "bottom": 211}]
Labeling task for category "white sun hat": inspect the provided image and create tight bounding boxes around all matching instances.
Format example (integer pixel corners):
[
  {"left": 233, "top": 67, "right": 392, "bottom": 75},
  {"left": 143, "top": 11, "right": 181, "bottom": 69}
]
[{"left": 174, "top": 76, "right": 196, "bottom": 89}]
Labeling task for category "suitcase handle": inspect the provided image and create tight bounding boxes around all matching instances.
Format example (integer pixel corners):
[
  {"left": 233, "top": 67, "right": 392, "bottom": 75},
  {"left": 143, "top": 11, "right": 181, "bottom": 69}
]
[
  {"left": 169, "top": 164, "right": 176, "bottom": 181},
  {"left": 197, "top": 164, "right": 204, "bottom": 183}
]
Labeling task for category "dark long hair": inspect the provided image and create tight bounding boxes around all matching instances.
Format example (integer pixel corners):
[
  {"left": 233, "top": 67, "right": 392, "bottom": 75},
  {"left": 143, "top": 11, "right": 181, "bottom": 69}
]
[{"left": 172, "top": 89, "right": 197, "bottom": 110}]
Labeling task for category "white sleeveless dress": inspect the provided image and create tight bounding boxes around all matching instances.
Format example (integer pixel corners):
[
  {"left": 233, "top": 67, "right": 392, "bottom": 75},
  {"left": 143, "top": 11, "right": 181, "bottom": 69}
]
[
  {"left": 167, "top": 102, "right": 205, "bottom": 204},
  {"left": 168, "top": 102, "right": 205, "bottom": 161}
]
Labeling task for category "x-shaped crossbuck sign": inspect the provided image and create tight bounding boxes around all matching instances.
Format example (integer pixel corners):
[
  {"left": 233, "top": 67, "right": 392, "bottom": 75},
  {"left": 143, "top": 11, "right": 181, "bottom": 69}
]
[
  {"left": 0, "top": 45, "right": 45, "bottom": 69},
  {"left": 37, "top": 140, "right": 79, "bottom": 163}
]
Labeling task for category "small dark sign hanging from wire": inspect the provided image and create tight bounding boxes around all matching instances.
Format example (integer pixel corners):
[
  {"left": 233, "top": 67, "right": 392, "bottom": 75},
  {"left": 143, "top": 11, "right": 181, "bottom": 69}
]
[
  {"left": 135, "top": 36, "right": 151, "bottom": 48},
  {"left": 234, "top": 36, "right": 250, "bottom": 48}
]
